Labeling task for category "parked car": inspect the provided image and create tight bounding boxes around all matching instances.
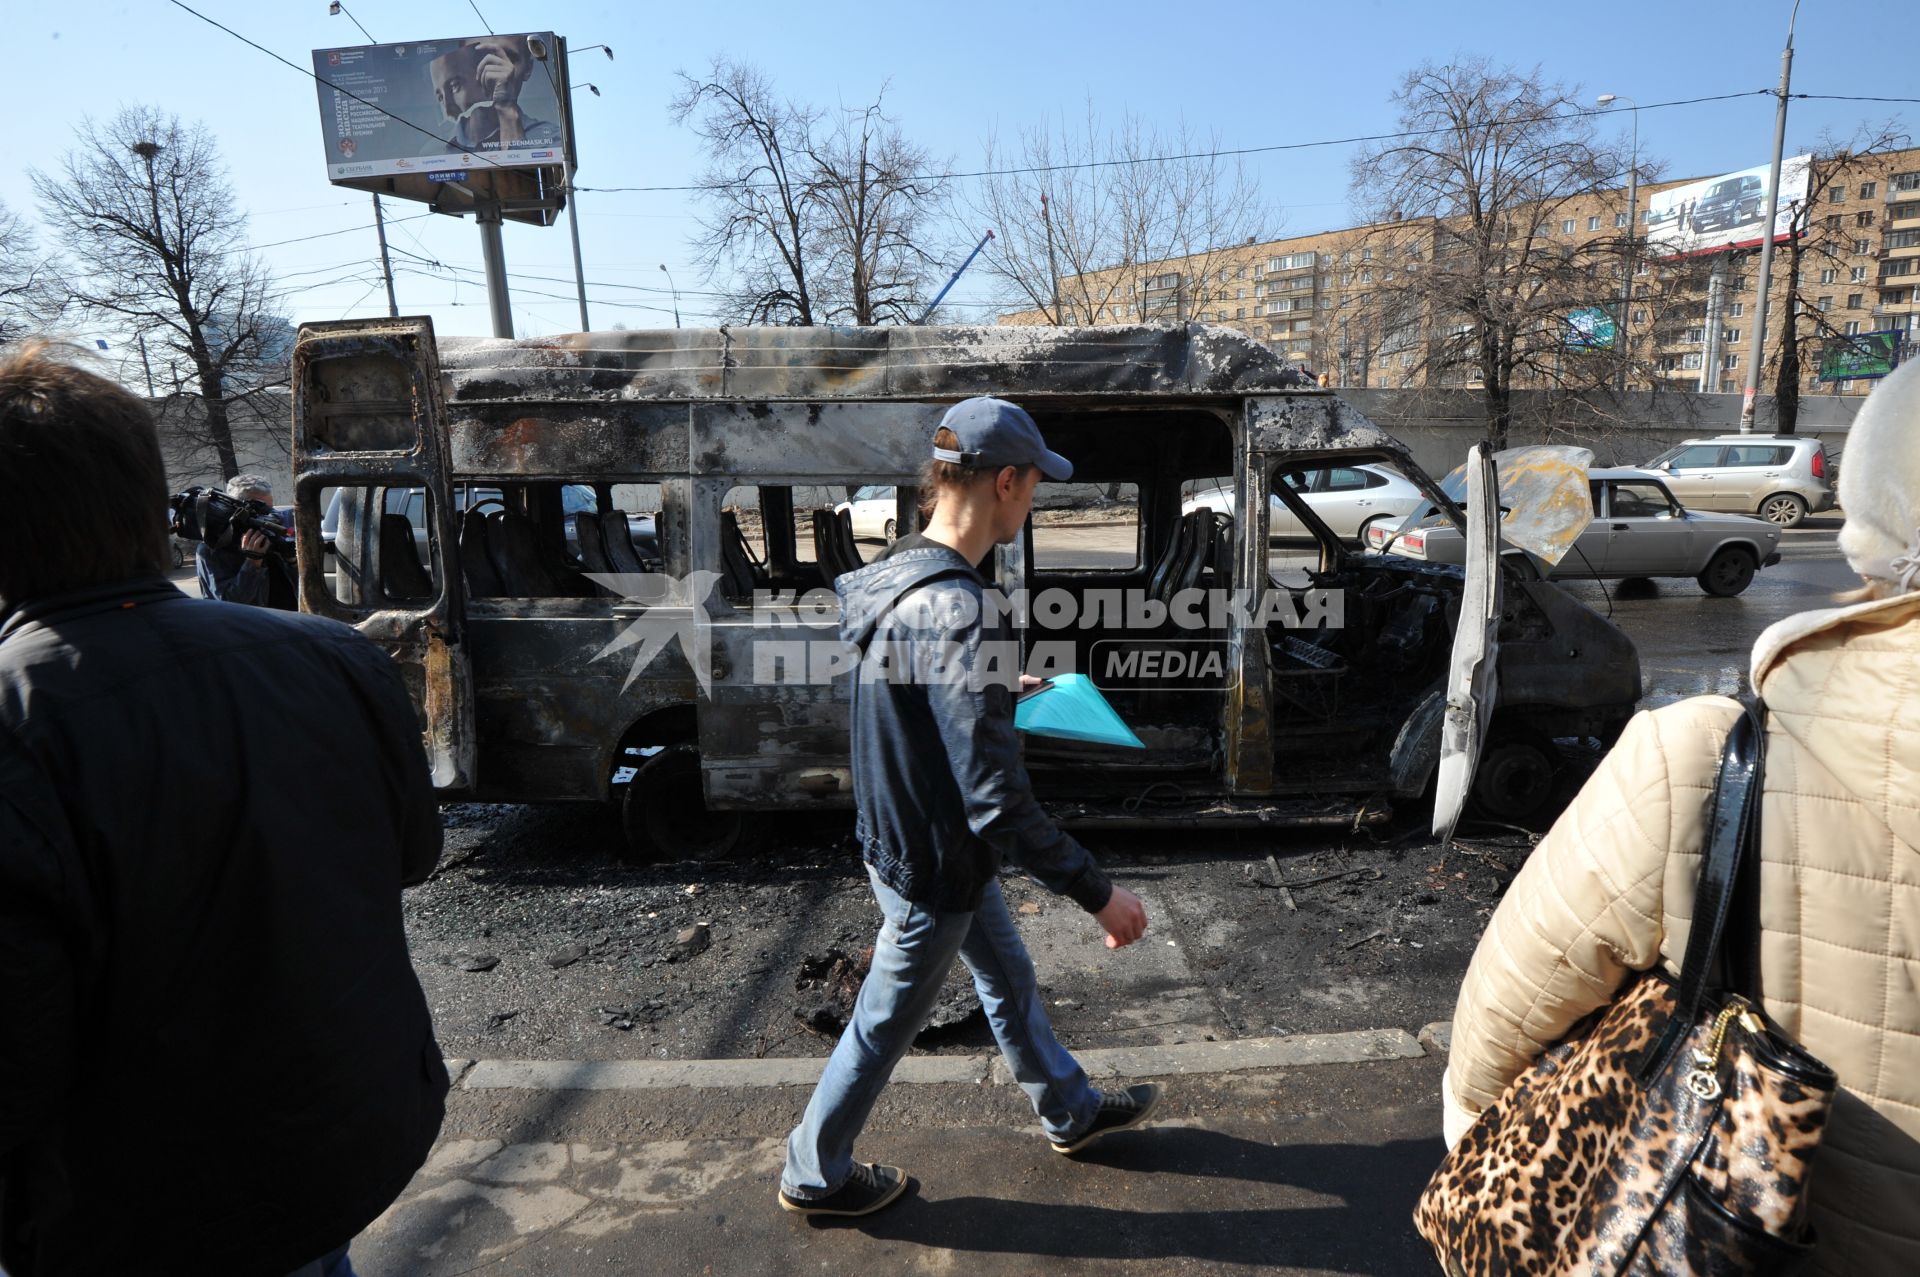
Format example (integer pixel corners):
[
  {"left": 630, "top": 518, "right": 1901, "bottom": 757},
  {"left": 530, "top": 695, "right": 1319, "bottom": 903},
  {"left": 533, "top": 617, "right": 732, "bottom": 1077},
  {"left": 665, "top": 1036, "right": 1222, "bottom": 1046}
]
[
  {"left": 1640, "top": 434, "right": 1834, "bottom": 527},
  {"left": 835, "top": 484, "right": 901, "bottom": 542},
  {"left": 1688, "top": 175, "right": 1766, "bottom": 234},
  {"left": 1182, "top": 463, "right": 1423, "bottom": 542},
  {"left": 1368, "top": 468, "right": 1782, "bottom": 596},
  {"left": 321, "top": 483, "right": 659, "bottom": 575}
]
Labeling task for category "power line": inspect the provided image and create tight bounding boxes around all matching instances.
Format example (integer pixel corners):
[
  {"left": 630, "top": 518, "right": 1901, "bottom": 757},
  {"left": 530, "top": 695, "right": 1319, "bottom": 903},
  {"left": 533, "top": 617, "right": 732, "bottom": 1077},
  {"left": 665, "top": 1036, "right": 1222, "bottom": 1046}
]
[
  {"left": 578, "top": 89, "right": 1776, "bottom": 195},
  {"left": 466, "top": 1, "right": 495, "bottom": 35},
  {"left": 331, "top": 2, "right": 375, "bottom": 43},
  {"left": 246, "top": 212, "right": 433, "bottom": 252},
  {"left": 1794, "top": 93, "right": 1920, "bottom": 105}
]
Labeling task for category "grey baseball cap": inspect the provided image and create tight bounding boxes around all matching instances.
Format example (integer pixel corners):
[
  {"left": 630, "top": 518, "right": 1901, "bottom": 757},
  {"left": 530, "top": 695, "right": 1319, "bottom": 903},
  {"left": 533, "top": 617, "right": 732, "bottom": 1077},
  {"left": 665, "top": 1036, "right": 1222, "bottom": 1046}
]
[{"left": 932, "top": 396, "right": 1073, "bottom": 481}]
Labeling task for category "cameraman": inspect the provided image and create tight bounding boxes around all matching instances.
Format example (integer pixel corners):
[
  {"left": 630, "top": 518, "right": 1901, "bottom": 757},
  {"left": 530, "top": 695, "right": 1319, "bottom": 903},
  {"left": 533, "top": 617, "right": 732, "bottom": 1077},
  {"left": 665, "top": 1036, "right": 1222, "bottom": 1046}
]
[{"left": 194, "top": 473, "right": 296, "bottom": 609}]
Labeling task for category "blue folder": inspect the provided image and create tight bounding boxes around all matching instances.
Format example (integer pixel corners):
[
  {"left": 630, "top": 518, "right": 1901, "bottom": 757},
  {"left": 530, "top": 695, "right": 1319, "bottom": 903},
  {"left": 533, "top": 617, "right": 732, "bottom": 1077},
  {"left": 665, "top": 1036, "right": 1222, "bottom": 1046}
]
[{"left": 1014, "top": 673, "right": 1145, "bottom": 749}]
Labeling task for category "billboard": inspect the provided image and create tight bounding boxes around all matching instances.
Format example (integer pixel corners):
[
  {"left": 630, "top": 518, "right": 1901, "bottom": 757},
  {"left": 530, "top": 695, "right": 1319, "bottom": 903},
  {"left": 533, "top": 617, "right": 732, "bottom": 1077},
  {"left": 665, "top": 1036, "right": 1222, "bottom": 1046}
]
[
  {"left": 312, "top": 34, "right": 574, "bottom": 225},
  {"left": 1818, "top": 330, "right": 1904, "bottom": 381},
  {"left": 1561, "top": 306, "right": 1618, "bottom": 351},
  {"left": 1643, "top": 155, "right": 1811, "bottom": 259}
]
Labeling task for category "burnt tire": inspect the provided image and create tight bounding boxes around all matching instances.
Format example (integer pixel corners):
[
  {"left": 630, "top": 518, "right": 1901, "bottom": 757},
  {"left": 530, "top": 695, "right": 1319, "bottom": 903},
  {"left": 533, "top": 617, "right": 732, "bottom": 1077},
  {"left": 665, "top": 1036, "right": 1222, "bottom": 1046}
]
[
  {"left": 1697, "top": 546, "right": 1757, "bottom": 597},
  {"left": 1469, "top": 731, "right": 1560, "bottom": 826},
  {"left": 1758, "top": 492, "right": 1807, "bottom": 528},
  {"left": 617, "top": 742, "right": 761, "bottom": 862}
]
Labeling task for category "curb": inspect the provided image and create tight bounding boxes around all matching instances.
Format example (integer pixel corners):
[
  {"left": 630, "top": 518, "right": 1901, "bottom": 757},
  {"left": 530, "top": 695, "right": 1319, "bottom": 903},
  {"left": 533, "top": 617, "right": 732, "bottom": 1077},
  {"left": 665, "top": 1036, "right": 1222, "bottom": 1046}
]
[{"left": 448, "top": 1025, "right": 1439, "bottom": 1093}]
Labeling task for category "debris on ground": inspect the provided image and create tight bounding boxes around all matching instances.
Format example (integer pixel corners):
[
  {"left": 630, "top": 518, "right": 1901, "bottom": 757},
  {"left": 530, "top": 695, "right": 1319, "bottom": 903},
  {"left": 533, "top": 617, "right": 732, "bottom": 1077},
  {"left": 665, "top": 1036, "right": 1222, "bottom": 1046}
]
[
  {"left": 454, "top": 953, "right": 500, "bottom": 973},
  {"left": 793, "top": 946, "right": 982, "bottom": 1042},
  {"left": 545, "top": 941, "right": 590, "bottom": 969}
]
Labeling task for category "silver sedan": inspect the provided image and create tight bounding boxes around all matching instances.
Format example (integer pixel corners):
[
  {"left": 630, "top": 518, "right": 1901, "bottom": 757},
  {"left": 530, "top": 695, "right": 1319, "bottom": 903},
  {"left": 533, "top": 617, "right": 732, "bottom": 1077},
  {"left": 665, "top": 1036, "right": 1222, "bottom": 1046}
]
[
  {"left": 1184, "top": 463, "right": 1424, "bottom": 541},
  {"left": 1368, "top": 468, "right": 1782, "bottom": 596}
]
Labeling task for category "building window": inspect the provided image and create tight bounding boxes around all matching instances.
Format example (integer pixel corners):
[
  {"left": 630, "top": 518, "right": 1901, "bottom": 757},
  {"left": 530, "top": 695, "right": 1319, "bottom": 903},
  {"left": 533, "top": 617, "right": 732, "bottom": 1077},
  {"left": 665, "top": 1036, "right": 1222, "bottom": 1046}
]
[
  {"left": 1145, "top": 272, "right": 1180, "bottom": 290},
  {"left": 1254, "top": 283, "right": 1266, "bottom": 298},
  {"left": 1847, "top": 265, "right": 1866, "bottom": 283},
  {"left": 1587, "top": 215, "right": 1601, "bottom": 232},
  {"left": 1236, "top": 288, "right": 1246, "bottom": 300},
  {"left": 1825, "top": 215, "right": 1843, "bottom": 231},
  {"left": 1860, "top": 181, "right": 1877, "bottom": 199},
  {"left": 1235, "top": 308, "right": 1244, "bottom": 319},
  {"left": 1360, "top": 270, "right": 1372, "bottom": 283},
  {"left": 1641, "top": 208, "right": 1653, "bottom": 224},
  {"left": 1723, "top": 353, "right": 1739, "bottom": 370},
  {"left": 1631, "top": 308, "right": 1647, "bottom": 324},
  {"left": 1844, "top": 320, "right": 1863, "bottom": 335},
  {"left": 1817, "top": 296, "right": 1833, "bottom": 311},
  {"left": 1634, "top": 260, "right": 1651, "bottom": 275},
  {"left": 1856, "top": 211, "right": 1875, "bottom": 227},
  {"left": 1887, "top": 228, "right": 1920, "bottom": 250},
  {"left": 1684, "top": 326, "right": 1706, "bottom": 344},
  {"left": 1847, "top": 292, "right": 1864, "bottom": 309},
  {"left": 1735, "top": 275, "right": 1750, "bottom": 292},
  {"left": 1855, "top": 238, "right": 1873, "bottom": 255},
  {"left": 1360, "top": 248, "right": 1372, "bottom": 262},
  {"left": 1729, "top": 301, "right": 1745, "bottom": 317},
  {"left": 1820, "top": 268, "right": 1839, "bottom": 285},
  {"left": 1681, "top": 352, "right": 1704, "bottom": 370},
  {"left": 1832, "top": 184, "right": 1847, "bottom": 203},
  {"left": 1560, "top": 219, "right": 1576, "bottom": 234},
  {"left": 1723, "top": 328, "right": 1742, "bottom": 344}
]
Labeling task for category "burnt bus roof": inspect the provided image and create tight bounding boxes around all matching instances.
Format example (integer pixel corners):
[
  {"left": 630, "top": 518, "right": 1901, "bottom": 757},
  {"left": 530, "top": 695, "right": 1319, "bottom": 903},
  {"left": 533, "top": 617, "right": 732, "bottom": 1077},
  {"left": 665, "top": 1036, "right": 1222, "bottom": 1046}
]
[{"left": 435, "top": 323, "right": 1322, "bottom": 405}]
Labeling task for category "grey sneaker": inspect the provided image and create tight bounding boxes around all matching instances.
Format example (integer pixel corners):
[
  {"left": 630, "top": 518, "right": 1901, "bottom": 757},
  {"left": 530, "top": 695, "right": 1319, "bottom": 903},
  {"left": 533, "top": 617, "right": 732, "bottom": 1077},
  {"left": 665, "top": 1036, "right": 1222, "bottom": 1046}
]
[
  {"left": 777, "top": 1161, "right": 910, "bottom": 1217},
  {"left": 1050, "top": 1082, "right": 1164, "bottom": 1155}
]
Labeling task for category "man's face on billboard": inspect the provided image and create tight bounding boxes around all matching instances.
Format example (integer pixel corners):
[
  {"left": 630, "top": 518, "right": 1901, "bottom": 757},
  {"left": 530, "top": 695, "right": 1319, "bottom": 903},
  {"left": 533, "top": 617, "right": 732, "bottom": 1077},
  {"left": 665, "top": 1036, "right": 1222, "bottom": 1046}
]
[{"left": 432, "top": 37, "right": 531, "bottom": 119}]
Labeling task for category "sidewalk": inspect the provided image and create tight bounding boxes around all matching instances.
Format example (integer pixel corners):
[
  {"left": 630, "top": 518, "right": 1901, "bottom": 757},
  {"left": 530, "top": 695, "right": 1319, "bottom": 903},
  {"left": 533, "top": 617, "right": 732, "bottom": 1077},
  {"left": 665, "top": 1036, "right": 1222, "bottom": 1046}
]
[{"left": 354, "top": 1032, "right": 1452, "bottom": 1276}]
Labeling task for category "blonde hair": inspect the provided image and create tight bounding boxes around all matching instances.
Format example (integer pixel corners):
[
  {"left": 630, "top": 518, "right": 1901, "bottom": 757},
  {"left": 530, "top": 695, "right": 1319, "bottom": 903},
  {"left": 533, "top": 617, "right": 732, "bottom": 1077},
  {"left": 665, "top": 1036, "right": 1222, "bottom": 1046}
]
[{"left": 916, "top": 425, "right": 1035, "bottom": 517}]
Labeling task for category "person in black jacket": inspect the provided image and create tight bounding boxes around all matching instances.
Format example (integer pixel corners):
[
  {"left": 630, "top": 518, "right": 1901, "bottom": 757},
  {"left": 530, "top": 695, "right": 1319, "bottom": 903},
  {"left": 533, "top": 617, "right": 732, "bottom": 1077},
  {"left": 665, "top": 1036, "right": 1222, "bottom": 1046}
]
[
  {"left": 193, "top": 474, "right": 297, "bottom": 610},
  {"left": 777, "top": 397, "right": 1159, "bottom": 1219},
  {"left": 0, "top": 342, "right": 446, "bottom": 1277}
]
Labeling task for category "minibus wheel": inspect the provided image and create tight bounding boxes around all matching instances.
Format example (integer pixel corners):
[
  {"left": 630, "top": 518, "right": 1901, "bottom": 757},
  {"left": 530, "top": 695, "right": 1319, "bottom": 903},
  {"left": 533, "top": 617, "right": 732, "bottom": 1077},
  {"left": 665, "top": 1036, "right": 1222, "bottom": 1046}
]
[{"left": 618, "top": 742, "right": 761, "bottom": 861}]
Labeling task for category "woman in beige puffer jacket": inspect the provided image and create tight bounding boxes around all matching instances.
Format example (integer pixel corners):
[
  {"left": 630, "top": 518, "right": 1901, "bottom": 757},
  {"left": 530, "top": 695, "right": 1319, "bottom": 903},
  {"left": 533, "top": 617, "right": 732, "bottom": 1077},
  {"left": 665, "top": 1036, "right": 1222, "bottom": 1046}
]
[{"left": 1442, "top": 360, "right": 1920, "bottom": 1275}]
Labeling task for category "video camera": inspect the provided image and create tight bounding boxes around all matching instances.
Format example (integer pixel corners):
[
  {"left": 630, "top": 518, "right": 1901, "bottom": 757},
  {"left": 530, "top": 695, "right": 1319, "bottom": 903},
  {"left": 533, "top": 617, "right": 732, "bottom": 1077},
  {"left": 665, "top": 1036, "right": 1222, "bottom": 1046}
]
[{"left": 168, "top": 487, "right": 293, "bottom": 560}]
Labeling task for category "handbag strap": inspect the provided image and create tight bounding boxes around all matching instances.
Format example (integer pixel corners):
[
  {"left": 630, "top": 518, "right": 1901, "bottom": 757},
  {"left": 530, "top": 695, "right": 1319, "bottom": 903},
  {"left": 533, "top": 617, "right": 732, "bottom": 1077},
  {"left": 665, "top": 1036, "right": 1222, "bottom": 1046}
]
[{"left": 1638, "top": 697, "right": 1768, "bottom": 1084}]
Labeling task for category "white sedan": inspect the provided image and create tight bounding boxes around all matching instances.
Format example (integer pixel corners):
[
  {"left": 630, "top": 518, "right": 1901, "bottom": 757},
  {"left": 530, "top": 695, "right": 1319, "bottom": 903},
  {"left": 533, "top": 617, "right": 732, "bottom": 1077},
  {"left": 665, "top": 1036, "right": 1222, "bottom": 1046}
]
[
  {"left": 835, "top": 485, "right": 899, "bottom": 542},
  {"left": 1183, "top": 463, "right": 1424, "bottom": 541},
  {"left": 1367, "top": 468, "right": 1782, "bottom": 596}
]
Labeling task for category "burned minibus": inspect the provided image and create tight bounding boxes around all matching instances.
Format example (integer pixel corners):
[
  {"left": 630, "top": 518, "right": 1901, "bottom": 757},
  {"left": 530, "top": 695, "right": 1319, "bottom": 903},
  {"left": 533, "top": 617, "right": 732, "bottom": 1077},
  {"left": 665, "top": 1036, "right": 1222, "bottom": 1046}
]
[{"left": 290, "top": 319, "right": 1641, "bottom": 858}]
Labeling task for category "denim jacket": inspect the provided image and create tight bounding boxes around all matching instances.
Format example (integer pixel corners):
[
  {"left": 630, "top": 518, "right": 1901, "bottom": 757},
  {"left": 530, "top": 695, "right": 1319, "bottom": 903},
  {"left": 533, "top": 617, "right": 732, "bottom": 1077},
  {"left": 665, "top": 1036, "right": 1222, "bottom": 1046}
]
[{"left": 837, "top": 542, "right": 1112, "bottom": 915}]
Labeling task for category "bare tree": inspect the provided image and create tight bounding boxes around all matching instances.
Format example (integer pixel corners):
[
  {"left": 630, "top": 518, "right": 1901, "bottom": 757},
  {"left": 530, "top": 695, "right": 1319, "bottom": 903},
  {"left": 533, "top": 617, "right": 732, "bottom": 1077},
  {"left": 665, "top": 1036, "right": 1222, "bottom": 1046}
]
[
  {"left": 32, "top": 107, "right": 281, "bottom": 480},
  {"left": 1764, "top": 124, "right": 1910, "bottom": 432},
  {"left": 0, "top": 200, "right": 58, "bottom": 344},
  {"left": 672, "top": 60, "right": 823, "bottom": 325},
  {"left": 971, "top": 107, "right": 1270, "bottom": 326},
  {"left": 1348, "top": 59, "right": 1628, "bottom": 449},
  {"left": 807, "top": 97, "right": 944, "bottom": 325}
]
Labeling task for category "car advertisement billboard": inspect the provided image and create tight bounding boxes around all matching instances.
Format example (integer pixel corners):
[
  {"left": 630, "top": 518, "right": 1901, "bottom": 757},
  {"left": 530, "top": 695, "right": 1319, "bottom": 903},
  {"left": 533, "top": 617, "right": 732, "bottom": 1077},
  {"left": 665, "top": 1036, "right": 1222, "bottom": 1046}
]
[
  {"left": 1561, "top": 305, "right": 1618, "bottom": 351},
  {"left": 312, "top": 33, "right": 573, "bottom": 224},
  {"left": 1642, "top": 155, "right": 1811, "bottom": 259},
  {"left": 1817, "top": 329, "right": 1904, "bottom": 381}
]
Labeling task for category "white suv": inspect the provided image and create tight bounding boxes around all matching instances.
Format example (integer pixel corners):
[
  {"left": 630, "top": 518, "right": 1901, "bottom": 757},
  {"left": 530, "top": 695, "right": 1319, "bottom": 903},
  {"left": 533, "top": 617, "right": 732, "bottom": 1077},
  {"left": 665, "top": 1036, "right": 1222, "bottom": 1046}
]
[{"left": 1641, "top": 435, "right": 1835, "bottom": 528}]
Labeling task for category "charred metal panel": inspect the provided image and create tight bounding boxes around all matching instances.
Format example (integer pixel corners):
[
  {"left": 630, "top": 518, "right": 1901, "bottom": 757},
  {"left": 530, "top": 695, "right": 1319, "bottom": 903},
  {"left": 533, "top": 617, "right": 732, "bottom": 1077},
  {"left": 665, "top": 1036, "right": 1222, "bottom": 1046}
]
[
  {"left": 1225, "top": 407, "right": 1276, "bottom": 795},
  {"left": 1244, "top": 394, "right": 1406, "bottom": 456},
  {"left": 434, "top": 323, "right": 1317, "bottom": 406},
  {"left": 689, "top": 402, "right": 943, "bottom": 479},
  {"left": 447, "top": 403, "right": 690, "bottom": 477}
]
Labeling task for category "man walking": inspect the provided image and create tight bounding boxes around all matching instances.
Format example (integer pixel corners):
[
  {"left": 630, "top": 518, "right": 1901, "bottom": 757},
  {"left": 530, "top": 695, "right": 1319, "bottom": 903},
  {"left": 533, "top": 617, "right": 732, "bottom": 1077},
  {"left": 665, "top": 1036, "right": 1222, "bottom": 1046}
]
[
  {"left": 0, "top": 343, "right": 446, "bottom": 1276},
  {"left": 778, "top": 397, "right": 1159, "bottom": 1218}
]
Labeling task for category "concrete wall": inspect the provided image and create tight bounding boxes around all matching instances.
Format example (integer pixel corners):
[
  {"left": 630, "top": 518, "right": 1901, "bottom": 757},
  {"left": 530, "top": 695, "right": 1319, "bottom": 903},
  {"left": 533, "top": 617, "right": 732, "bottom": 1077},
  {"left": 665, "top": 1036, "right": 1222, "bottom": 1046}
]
[{"left": 1338, "top": 386, "right": 1862, "bottom": 478}]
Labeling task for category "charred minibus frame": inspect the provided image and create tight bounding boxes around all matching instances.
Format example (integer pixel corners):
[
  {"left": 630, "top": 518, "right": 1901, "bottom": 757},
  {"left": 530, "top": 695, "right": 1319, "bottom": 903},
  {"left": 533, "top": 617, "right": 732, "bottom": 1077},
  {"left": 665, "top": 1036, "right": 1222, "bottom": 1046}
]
[{"left": 291, "top": 318, "right": 1641, "bottom": 857}]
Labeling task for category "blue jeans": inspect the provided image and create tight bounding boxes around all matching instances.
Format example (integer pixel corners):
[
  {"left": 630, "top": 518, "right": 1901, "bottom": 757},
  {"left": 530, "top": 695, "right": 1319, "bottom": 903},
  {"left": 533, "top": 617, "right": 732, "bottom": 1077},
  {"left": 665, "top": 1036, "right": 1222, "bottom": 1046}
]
[{"left": 781, "top": 867, "right": 1102, "bottom": 1199}]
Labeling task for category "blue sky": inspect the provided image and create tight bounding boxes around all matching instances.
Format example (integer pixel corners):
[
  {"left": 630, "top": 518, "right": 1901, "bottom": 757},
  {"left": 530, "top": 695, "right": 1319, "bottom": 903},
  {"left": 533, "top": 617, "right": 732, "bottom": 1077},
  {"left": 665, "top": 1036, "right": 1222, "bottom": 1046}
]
[{"left": 5, "top": 0, "right": 1912, "bottom": 351}]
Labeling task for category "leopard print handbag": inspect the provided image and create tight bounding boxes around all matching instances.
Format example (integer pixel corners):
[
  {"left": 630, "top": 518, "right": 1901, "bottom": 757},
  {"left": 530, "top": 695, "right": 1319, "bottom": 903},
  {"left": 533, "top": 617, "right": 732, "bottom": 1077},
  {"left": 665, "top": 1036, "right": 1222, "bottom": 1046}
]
[{"left": 1414, "top": 702, "right": 1837, "bottom": 1276}]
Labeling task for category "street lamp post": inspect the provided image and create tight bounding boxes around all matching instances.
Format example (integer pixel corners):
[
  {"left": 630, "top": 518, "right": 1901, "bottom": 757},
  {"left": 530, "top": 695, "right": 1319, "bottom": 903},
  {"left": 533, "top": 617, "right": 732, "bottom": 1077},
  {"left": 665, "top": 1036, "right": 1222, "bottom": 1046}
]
[
  {"left": 1597, "top": 94, "right": 1639, "bottom": 394},
  {"left": 658, "top": 264, "right": 682, "bottom": 328},
  {"left": 1741, "top": 0, "right": 1804, "bottom": 433}
]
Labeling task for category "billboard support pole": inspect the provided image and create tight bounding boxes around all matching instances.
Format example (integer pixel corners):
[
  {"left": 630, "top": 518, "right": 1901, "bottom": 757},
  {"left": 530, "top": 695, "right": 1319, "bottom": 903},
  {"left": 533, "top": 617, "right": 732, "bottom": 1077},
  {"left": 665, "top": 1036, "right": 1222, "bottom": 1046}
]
[
  {"left": 1741, "top": 0, "right": 1802, "bottom": 433},
  {"left": 565, "top": 179, "right": 590, "bottom": 331},
  {"left": 476, "top": 200, "right": 515, "bottom": 339},
  {"left": 372, "top": 194, "right": 399, "bottom": 319},
  {"left": 1702, "top": 258, "right": 1728, "bottom": 393}
]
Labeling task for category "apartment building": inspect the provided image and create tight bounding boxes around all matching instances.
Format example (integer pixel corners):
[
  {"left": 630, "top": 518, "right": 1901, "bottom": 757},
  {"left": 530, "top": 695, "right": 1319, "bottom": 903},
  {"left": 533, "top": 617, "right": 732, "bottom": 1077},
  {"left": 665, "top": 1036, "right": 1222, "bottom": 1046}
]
[{"left": 1001, "top": 145, "right": 1920, "bottom": 397}]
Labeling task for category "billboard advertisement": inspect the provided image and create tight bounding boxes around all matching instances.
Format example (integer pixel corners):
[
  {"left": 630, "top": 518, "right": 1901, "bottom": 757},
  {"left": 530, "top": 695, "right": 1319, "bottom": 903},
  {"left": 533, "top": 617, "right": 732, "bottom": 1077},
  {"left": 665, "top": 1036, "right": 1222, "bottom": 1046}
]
[
  {"left": 312, "top": 34, "right": 573, "bottom": 224},
  {"left": 1643, "top": 155, "right": 1811, "bottom": 259},
  {"left": 1818, "top": 330, "right": 1904, "bottom": 381},
  {"left": 1561, "top": 305, "right": 1618, "bottom": 351}
]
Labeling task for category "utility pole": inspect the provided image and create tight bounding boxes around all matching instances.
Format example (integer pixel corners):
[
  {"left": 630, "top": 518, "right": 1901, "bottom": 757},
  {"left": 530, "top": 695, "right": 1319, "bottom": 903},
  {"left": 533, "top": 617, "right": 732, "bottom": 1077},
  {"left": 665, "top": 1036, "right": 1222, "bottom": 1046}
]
[
  {"left": 1040, "top": 192, "right": 1062, "bottom": 323},
  {"left": 917, "top": 230, "right": 995, "bottom": 325},
  {"left": 658, "top": 264, "right": 682, "bottom": 328},
  {"left": 1598, "top": 94, "right": 1639, "bottom": 393},
  {"left": 1702, "top": 258, "right": 1729, "bottom": 392},
  {"left": 1741, "top": 0, "right": 1803, "bottom": 433},
  {"left": 135, "top": 334, "right": 156, "bottom": 398},
  {"left": 371, "top": 193, "right": 399, "bottom": 318}
]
